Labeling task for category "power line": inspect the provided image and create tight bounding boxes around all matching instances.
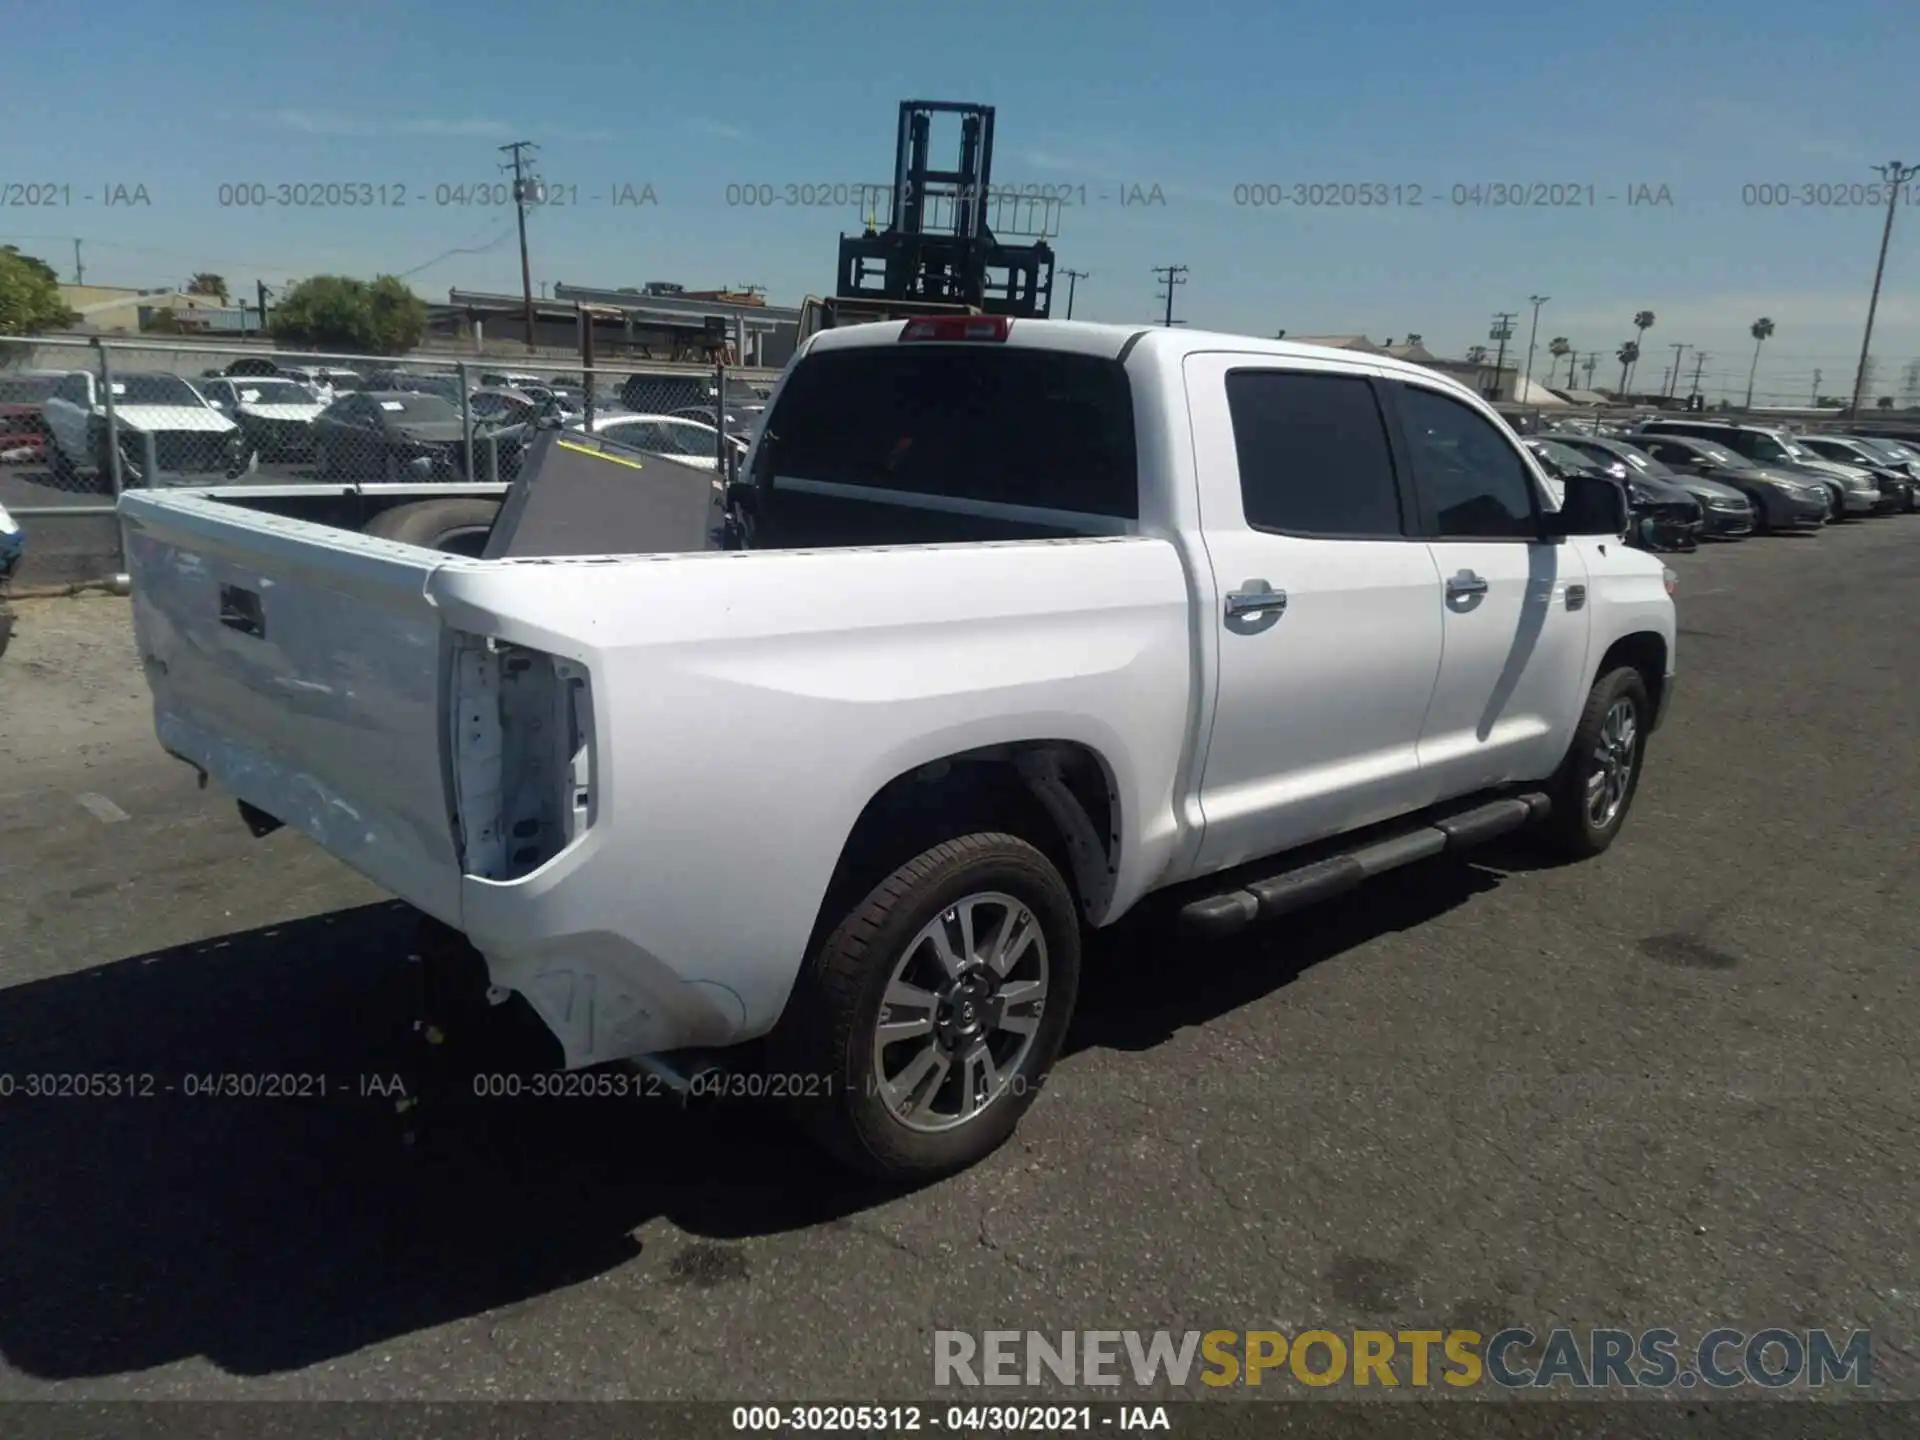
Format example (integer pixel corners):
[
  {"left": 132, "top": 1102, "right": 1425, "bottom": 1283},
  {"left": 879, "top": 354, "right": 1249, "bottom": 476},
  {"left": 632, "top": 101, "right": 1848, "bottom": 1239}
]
[
  {"left": 1152, "top": 264, "right": 1188, "bottom": 327},
  {"left": 393, "top": 223, "right": 517, "bottom": 279}
]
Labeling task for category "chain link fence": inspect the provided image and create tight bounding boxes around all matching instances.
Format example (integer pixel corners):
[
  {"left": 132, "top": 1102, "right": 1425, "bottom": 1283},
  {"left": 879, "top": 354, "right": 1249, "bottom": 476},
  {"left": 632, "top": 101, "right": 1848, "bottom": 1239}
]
[{"left": 0, "top": 335, "right": 778, "bottom": 585}]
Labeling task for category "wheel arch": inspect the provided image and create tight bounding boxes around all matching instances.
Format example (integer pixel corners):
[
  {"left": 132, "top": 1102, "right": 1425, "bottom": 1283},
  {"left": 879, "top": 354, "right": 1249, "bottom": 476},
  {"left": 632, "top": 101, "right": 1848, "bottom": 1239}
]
[
  {"left": 806, "top": 739, "right": 1121, "bottom": 957},
  {"left": 1594, "top": 630, "right": 1668, "bottom": 728}
]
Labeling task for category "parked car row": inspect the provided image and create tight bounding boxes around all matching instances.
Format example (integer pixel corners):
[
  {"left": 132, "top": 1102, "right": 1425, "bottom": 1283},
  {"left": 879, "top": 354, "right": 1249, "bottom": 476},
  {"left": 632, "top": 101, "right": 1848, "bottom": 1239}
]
[
  {"left": 5, "top": 361, "right": 752, "bottom": 487},
  {"left": 1518, "top": 416, "right": 1920, "bottom": 552}
]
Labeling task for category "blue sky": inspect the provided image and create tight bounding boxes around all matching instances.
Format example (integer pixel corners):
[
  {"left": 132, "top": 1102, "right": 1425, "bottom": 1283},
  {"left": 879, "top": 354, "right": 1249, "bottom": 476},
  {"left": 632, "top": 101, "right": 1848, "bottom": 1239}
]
[{"left": 6, "top": 0, "right": 1918, "bottom": 402}]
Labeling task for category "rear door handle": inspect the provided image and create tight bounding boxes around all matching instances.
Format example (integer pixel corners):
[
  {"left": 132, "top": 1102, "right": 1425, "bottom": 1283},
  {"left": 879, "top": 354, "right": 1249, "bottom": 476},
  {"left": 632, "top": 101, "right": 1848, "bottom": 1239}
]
[
  {"left": 1225, "top": 581, "right": 1288, "bottom": 619},
  {"left": 1446, "top": 571, "right": 1489, "bottom": 599}
]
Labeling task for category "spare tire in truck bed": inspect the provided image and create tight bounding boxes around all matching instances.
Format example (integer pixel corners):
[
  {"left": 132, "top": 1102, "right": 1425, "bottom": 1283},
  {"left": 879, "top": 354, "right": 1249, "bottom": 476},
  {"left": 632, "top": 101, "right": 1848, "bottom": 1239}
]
[{"left": 361, "top": 498, "right": 502, "bottom": 555}]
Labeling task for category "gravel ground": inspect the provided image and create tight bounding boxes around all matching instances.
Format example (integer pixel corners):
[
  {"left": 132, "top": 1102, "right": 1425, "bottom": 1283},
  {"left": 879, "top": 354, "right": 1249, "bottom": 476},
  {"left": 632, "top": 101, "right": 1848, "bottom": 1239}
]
[{"left": 0, "top": 520, "right": 1914, "bottom": 1428}]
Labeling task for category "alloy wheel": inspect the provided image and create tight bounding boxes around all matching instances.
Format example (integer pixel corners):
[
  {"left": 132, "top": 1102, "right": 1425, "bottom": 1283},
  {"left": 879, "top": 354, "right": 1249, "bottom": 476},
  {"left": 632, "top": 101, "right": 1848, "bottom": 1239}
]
[
  {"left": 1585, "top": 697, "right": 1638, "bottom": 830},
  {"left": 871, "top": 891, "right": 1050, "bottom": 1134}
]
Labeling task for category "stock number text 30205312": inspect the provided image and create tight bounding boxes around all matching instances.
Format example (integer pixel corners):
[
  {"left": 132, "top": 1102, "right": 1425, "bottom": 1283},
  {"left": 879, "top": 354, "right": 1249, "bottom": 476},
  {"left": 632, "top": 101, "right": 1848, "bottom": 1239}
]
[{"left": 1741, "top": 181, "right": 1919, "bottom": 209}]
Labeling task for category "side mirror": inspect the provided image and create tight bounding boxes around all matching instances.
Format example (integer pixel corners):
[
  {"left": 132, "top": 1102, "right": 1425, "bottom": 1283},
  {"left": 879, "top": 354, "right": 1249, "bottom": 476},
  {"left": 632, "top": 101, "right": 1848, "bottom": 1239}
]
[{"left": 1543, "top": 472, "right": 1630, "bottom": 538}]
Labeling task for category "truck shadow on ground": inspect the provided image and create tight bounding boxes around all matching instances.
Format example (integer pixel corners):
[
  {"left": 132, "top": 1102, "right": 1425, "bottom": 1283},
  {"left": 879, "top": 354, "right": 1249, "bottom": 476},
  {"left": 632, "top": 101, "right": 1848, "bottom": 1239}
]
[
  {"left": 1067, "top": 853, "right": 1502, "bottom": 1054},
  {"left": 0, "top": 857, "right": 1504, "bottom": 1382}
]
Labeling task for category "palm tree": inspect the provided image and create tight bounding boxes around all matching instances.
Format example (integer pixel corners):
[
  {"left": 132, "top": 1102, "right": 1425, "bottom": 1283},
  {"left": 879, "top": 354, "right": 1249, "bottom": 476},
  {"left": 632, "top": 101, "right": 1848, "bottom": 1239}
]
[
  {"left": 1630, "top": 309, "right": 1655, "bottom": 390},
  {"left": 1744, "top": 316, "right": 1775, "bottom": 410},
  {"left": 1617, "top": 341, "right": 1640, "bottom": 397},
  {"left": 1582, "top": 354, "right": 1598, "bottom": 387},
  {"left": 1548, "top": 336, "right": 1572, "bottom": 388}
]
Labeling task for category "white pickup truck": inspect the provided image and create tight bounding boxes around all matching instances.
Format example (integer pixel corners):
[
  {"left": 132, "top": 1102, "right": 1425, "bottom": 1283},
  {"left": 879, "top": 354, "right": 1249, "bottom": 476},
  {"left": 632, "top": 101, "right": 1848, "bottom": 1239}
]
[{"left": 119, "top": 317, "right": 1676, "bottom": 1180}]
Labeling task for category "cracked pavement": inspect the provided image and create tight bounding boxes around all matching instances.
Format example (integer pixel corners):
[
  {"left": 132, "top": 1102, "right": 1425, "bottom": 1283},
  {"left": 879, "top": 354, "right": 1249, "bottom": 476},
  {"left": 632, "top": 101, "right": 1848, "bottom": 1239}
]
[{"left": 0, "top": 517, "right": 1914, "bottom": 1404}]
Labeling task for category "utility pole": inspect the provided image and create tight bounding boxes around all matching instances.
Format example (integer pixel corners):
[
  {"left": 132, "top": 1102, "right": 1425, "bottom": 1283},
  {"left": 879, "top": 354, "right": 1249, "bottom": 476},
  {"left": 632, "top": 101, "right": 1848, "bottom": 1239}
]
[
  {"left": 1152, "top": 265, "right": 1188, "bottom": 327},
  {"left": 1689, "top": 351, "right": 1709, "bottom": 405},
  {"left": 500, "top": 140, "right": 542, "bottom": 354},
  {"left": 1061, "top": 268, "right": 1089, "bottom": 319},
  {"left": 72, "top": 238, "right": 84, "bottom": 284},
  {"left": 256, "top": 280, "right": 272, "bottom": 332},
  {"left": 1811, "top": 367, "right": 1823, "bottom": 405},
  {"left": 1488, "top": 312, "right": 1516, "bottom": 400},
  {"left": 1665, "top": 342, "right": 1687, "bottom": 398},
  {"left": 1850, "top": 159, "right": 1918, "bottom": 417},
  {"left": 1522, "top": 294, "right": 1550, "bottom": 398}
]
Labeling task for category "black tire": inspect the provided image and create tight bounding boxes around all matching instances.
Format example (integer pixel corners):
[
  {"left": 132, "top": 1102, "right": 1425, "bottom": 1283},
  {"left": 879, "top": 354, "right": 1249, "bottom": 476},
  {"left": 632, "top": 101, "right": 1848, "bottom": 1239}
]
[
  {"left": 771, "top": 832, "right": 1081, "bottom": 1182},
  {"left": 1746, "top": 491, "right": 1772, "bottom": 534},
  {"left": 1824, "top": 484, "right": 1845, "bottom": 523},
  {"left": 361, "top": 497, "right": 501, "bottom": 555},
  {"left": 1534, "top": 665, "right": 1652, "bottom": 861}
]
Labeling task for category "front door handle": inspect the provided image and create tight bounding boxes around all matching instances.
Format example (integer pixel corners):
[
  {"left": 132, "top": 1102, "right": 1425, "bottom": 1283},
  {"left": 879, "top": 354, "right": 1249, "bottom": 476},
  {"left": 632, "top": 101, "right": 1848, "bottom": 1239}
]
[
  {"left": 1225, "top": 581, "right": 1288, "bottom": 619},
  {"left": 1446, "top": 571, "right": 1489, "bottom": 599}
]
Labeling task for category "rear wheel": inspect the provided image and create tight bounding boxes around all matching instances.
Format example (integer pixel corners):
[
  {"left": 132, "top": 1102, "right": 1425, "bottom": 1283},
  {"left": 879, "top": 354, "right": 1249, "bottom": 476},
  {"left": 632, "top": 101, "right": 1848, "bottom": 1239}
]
[
  {"left": 361, "top": 497, "right": 501, "bottom": 555},
  {"left": 1533, "top": 666, "right": 1651, "bottom": 861},
  {"left": 771, "top": 832, "right": 1081, "bottom": 1181}
]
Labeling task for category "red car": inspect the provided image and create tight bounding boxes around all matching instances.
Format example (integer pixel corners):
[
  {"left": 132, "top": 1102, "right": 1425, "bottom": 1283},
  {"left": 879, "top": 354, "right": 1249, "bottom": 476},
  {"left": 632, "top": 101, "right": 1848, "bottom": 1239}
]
[{"left": 0, "top": 372, "right": 61, "bottom": 465}]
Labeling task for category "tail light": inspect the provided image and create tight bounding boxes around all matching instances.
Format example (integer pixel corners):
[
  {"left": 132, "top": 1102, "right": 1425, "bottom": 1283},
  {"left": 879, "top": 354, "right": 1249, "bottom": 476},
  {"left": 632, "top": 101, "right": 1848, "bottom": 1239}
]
[
  {"left": 900, "top": 316, "right": 1012, "bottom": 342},
  {"left": 451, "top": 636, "right": 596, "bottom": 882}
]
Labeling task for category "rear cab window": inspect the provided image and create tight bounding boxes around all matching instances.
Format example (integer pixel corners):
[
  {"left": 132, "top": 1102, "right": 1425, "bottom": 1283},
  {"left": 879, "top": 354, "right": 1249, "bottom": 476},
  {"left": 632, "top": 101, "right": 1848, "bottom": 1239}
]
[{"left": 764, "top": 342, "right": 1139, "bottom": 521}]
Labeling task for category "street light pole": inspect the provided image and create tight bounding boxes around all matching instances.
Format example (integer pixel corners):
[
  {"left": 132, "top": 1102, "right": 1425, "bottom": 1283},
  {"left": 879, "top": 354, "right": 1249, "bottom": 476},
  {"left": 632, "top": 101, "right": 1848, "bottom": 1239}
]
[
  {"left": 1849, "top": 159, "right": 1918, "bottom": 417},
  {"left": 1522, "top": 294, "right": 1550, "bottom": 399}
]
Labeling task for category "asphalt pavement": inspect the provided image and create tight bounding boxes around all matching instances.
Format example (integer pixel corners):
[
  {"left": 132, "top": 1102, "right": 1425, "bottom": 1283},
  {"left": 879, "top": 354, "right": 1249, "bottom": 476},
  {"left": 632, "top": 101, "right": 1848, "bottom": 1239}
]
[{"left": 0, "top": 518, "right": 1914, "bottom": 1408}]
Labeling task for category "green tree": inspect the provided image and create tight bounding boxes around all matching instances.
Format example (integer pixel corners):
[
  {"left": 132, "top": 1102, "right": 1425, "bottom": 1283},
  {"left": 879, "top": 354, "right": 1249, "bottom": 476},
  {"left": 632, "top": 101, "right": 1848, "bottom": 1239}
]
[
  {"left": 186, "top": 272, "right": 230, "bottom": 302},
  {"left": 1629, "top": 309, "right": 1655, "bottom": 390},
  {"left": 0, "top": 245, "right": 79, "bottom": 335},
  {"left": 1743, "top": 317, "right": 1774, "bottom": 410},
  {"left": 1616, "top": 341, "right": 1640, "bottom": 396},
  {"left": 267, "top": 274, "right": 427, "bottom": 355}
]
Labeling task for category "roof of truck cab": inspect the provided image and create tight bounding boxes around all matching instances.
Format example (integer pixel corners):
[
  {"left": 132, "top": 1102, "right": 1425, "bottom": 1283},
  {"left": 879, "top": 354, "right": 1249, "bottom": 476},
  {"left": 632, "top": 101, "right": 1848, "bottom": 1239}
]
[{"left": 800, "top": 318, "right": 1478, "bottom": 391}]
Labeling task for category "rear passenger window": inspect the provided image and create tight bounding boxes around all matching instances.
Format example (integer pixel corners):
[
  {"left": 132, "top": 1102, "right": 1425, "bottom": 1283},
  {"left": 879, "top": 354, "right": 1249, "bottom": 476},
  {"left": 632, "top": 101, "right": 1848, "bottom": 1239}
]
[
  {"left": 1224, "top": 370, "right": 1404, "bottom": 536},
  {"left": 1395, "top": 384, "right": 1538, "bottom": 539}
]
